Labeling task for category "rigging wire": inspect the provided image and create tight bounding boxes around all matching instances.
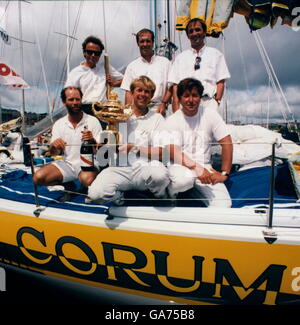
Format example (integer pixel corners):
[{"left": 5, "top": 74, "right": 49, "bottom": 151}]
[
  {"left": 31, "top": 4, "right": 52, "bottom": 116},
  {"left": 0, "top": 1, "right": 9, "bottom": 24},
  {"left": 53, "top": 0, "right": 84, "bottom": 112},
  {"left": 254, "top": 31, "right": 289, "bottom": 126},
  {"left": 254, "top": 31, "right": 296, "bottom": 126},
  {"left": 253, "top": 31, "right": 295, "bottom": 131}
]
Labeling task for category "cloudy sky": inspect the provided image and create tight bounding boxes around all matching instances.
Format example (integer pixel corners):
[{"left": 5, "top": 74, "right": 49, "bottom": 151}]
[{"left": 0, "top": 0, "right": 299, "bottom": 125}]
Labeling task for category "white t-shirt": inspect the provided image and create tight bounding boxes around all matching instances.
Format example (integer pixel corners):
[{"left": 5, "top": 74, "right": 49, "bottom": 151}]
[
  {"left": 65, "top": 59, "right": 123, "bottom": 104},
  {"left": 121, "top": 55, "right": 171, "bottom": 103},
  {"left": 168, "top": 46, "right": 230, "bottom": 98},
  {"left": 164, "top": 106, "right": 229, "bottom": 164},
  {"left": 51, "top": 113, "right": 102, "bottom": 168},
  {"left": 118, "top": 109, "right": 165, "bottom": 166}
]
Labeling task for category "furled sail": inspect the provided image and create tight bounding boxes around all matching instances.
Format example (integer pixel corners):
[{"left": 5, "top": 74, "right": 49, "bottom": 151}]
[
  {"left": 176, "top": 0, "right": 235, "bottom": 37},
  {"left": 175, "top": 0, "right": 300, "bottom": 37}
]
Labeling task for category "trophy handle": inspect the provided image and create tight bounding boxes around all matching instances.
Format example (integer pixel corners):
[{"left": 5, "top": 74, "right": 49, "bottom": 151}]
[
  {"left": 91, "top": 102, "right": 102, "bottom": 118},
  {"left": 104, "top": 54, "right": 112, "bottom": 100}
]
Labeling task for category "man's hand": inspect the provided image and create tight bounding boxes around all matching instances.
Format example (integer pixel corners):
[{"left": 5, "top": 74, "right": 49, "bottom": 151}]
[
  {"left": 156, "top": 103, "right": 167, "bottom": 117},
  {"left": 210, "top": 168, "right": 228, "bottom": 185},
  {"left": 50, "top": 138, "right": 66, "bottom": 156},
  {"left": 193, "top": 164, "right": 213, "bottom": 184},
  {"left": 106, "top": 74, "right": 113, "bottom": 86},
  {"left": 51, "top": 138, "right": 66, "bottom": 151},
  {"left": 81, "top": 129, "right": 95, "bottom": 142}
]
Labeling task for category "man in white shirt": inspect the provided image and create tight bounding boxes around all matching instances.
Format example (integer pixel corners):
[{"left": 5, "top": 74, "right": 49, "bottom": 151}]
[
  {"left": 33, "top": 87, "right": 102, "bottom": 195},
  {"left": 164, "top": 78, "right": 233, "bottom": 207},
  {"left": 88, "top": 76, "right": 169, "bottom": 204},
  {"left": 65, "top": 36, "right": 123, "bottom": 120},
  {"left": 121, "top": 29, "right": 172, "bottom": 116},
  {"left": 169, "top": 18, "right": 230, "bottom": 112}
]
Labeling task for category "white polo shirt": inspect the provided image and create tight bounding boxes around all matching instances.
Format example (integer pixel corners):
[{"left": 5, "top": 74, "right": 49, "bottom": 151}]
[
  {"left": 51, "top": 113, "right": 102, "bottom": 168},
  {"left": 168, "top": 46, "right": 230, "bottom": 98},
  {"left": 121, "top": 55, "right": 171, "bottom": 103},
  {"left": 164, "top": 105, "right": 229, "bottom": 165},
  {"left": 65, "top": 59, "right": 123, "bottom": 104}
]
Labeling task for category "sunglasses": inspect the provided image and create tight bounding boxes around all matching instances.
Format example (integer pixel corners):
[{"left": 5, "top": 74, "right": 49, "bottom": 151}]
[
  {"left": 188, "top": 27, "right": 202, "bottom": 34},
  {"left": 194, "top": 56, "right": 201, "bottom": 70},
  {"left": 84, "top": 49, "right": 102, "bottom": 56}
]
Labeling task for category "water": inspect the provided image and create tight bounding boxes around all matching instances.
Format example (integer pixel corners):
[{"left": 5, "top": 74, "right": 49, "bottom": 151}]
[{"left": 0, "top": 264, "right": 167, "bottom": 305}]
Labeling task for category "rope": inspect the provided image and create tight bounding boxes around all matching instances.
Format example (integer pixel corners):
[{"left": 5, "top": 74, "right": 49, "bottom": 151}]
[
  {"left": 57, "top": 188, "right": 300, "bottom": 204},
  {"left": 253, "top": 31, "right": 296, "bottom": 132}
]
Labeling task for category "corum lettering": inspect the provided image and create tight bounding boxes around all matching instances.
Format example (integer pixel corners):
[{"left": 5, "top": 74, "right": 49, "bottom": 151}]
[
  {"left": 213, "top": 258, "right": 287, "bottom": 305},
  {"left": 16, "top": 227, "right": 52, "bottom": 264}
]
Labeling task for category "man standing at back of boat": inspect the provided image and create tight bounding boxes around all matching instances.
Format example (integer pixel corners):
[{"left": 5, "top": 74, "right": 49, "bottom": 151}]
[
  {"left": 121, "top": 28, "right": 172, "bottom": 117},
  {"left": 169, "top": 18, "right": 230, "bottom": 112},
  {"left": 65, "top": 35, "right": 123, "bottom": 119},
  {"left": 33, "top": 86, "right": 101, "bottom": 199}
]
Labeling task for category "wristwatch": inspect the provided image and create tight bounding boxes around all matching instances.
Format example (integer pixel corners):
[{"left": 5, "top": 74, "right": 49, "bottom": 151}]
[{"left": 221, "top": 171, "right": 229, "bottom": 177}]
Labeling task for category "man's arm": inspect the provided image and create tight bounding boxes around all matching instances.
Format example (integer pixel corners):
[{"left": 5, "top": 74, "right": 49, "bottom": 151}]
[
  {"left": 215, "top": 79, "right": 225, "bottom": 102},
  {"left": 220, "top": 135, "right": 233, "bottom": 173},
  {"left": 118, "top": 144, "right": 163, "bottom": 161},
  {"left": 157, "top": 86, "right": 173, "bottom": 116},
  {"left": 124, "top": 90, "right": 133, "bottom": 106},
  {"left": 167, "top": 144, "right": 213, "bottom": 184},
  {"left": 210, "top": 135, "right": 233, "bottom": 184},
  {"left": 106, "top": 74, "right": 122, "bottom": 88},
  {"left": 171, "top": 84, "right": 180, "bottom": 113}
]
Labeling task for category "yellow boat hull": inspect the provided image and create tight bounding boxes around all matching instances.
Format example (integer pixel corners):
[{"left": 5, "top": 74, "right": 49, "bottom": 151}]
[{"left": 0, "top": 201, "right": 299, "bottom": 305}]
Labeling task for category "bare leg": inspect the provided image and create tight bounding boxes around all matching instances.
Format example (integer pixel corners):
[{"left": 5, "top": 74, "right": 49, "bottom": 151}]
[
  {"left": 33, "top": 164, "right": 63, "bottom": 186},
  {"left": 78, "top": 170, "right": 99, "bottom": 188}
]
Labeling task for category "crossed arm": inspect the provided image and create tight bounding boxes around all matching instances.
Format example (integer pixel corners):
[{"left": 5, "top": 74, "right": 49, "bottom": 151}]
[{"left": 166, "top": 135, "right": 233, "bottom": 184}]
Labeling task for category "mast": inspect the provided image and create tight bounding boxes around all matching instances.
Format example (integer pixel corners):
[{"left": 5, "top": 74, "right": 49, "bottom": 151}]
[{"left": 18, "top": 0, "right": 26, "bottom": 131}]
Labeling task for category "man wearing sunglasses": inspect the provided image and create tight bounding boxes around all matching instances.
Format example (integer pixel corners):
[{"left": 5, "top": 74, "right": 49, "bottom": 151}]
[
  {"left": 168, "top": 18, "right": 230, "bottom": 112},
  {"left": 121, "top": 29, "right": 172, "bottom": 117},
  {"left": 65, "top": 35, "right": 123, "bottom": 118}
]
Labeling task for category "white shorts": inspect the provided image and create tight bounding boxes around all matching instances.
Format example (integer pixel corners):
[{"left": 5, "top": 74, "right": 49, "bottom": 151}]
[{"left": 52, "top": 160, "right": 81, "bottom": 183}]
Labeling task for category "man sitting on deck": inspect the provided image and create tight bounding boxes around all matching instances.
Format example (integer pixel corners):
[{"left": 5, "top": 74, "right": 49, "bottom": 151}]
[
  {"left": 164, "top": 78, "right": 233, "bottom": 208},
  {"left": 87, "top": 76, "right": 169, "bottom": 205},
  {"left": 33, "top": 86, "right": 102, "bottom": 200}
]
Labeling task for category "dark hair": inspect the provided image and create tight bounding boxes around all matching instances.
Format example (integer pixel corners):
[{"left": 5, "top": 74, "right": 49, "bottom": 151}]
[
  {"left": 82, "top": 35, "right": 104, "bottom": 51},
  {"left": 60, "top": 86, "right": 83, "bottom": 103},
  {"left": 185, "top": 18, "right": 207, "bottom": 35},
  {"left": 177, "top": 78, "right": 204, "bottom": 99},
  {"left": 136, "top": 28, "right": 155, "bottom": 43}
]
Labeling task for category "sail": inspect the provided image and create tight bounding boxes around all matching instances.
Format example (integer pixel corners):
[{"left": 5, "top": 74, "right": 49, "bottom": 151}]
[
  {"left": 175, "top": 0, "right": 300, "bottom": 36},
  {"left": 24, "top": 108, "right": 66, "bottom": 140},
  {"left": 0, "top": 62, "right": 29, "bottom": 89},
  {"left": 176, "top": 0, "right": 235, "bottom": 37}
]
